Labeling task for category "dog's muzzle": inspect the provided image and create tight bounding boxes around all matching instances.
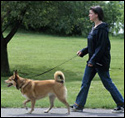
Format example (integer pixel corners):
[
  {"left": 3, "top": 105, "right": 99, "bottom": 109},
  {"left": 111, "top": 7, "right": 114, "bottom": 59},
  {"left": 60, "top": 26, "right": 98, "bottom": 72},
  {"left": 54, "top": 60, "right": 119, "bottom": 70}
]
[{"left": 7, "top": 83, "right": 13, "bottom": 87}]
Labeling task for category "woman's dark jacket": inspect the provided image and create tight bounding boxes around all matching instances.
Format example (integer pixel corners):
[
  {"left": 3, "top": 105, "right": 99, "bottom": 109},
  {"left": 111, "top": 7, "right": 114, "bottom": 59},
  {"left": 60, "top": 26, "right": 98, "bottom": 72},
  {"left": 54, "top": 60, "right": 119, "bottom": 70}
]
[{"left": 80, "top": 22, "right": 111, "bottom": 70}]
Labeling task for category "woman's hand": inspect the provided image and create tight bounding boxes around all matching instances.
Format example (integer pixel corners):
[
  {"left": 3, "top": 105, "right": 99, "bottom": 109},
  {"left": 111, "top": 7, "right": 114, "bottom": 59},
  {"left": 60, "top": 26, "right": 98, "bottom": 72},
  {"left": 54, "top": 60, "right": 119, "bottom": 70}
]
[
  {"left": 77, "top": 51, "right": 82, "bottom": 56},
  {"left": 88, "top": 63, "right": 93, "bottom": 67}
]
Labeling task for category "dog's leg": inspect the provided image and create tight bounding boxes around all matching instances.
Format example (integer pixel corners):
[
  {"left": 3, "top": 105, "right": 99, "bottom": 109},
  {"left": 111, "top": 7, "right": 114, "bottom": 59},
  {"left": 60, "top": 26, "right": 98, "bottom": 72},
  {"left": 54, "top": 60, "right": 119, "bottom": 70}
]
[
  {"left": 56, "top": 96, "right": 70, "bottom": 114},
  {"left": 23, "top": 99, "right": 30, "bottom": 110},
  {"left": 44, "top": 94, "right": 56, "bottom": 113},
  {"left": 28, "top": 99, "right": 36, "bottom": 114}
]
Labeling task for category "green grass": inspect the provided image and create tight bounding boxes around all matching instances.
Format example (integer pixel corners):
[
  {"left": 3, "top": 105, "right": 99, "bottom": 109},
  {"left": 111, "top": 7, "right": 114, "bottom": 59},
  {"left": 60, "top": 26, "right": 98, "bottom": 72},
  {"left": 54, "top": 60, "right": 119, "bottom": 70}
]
[{"left": 1, "top": 31, "right": 124, "bottom": 109}]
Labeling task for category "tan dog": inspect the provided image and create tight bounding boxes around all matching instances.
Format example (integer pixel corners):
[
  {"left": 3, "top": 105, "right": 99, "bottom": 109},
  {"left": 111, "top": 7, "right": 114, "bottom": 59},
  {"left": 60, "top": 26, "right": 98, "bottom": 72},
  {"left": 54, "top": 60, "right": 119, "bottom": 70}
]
[{"left": 5, "top": 70, "right": 70, "bottom": 114}]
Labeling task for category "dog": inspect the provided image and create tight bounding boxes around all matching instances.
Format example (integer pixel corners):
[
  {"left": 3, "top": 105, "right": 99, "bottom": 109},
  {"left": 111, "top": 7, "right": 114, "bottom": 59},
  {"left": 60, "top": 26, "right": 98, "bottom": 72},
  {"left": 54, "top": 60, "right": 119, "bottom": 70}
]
[{"left": 5, "top": 70, "right": 70, "bottom": 114}]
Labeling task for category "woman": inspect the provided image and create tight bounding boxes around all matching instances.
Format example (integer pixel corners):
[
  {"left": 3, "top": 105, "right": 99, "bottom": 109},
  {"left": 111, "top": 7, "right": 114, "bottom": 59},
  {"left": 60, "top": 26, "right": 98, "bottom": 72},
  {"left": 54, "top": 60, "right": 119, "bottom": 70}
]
[{"left": 71, "top": 6, "right": 124, "bottom": 113}]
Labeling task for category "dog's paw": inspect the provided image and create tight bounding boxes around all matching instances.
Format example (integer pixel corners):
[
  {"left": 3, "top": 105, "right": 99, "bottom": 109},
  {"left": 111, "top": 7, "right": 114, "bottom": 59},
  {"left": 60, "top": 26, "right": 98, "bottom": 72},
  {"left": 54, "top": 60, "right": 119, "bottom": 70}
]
[
  {"left": 67, "top": 112, "right": 70, "bottom": 115},
  {"left": 26, "top": 112, "right": 31, "bottom": 114},
  {"left": 44, "top": 110, "right": 49, "bottom": 113},
  {"left": 27, "top": 109, "right": 34, "bottom": 114},
  {"left": 27, "top": 111, "right": 32, "bottom": 114}
]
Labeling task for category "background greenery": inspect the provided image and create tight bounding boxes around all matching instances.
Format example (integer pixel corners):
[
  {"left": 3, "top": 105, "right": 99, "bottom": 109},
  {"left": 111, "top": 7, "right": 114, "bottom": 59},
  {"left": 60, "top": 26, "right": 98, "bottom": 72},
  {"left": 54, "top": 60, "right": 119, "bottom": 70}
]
[
  {"left": 1, "top": 1, "right": 124, "bottom": 37},
  {"left": 1, "top": 32, "right": 124, "bottom": 109}
]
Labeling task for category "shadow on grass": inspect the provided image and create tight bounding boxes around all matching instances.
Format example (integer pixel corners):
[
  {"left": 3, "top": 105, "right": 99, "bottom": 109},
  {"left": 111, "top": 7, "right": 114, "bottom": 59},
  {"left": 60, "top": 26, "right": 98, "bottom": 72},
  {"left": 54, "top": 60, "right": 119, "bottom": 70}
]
[{"left": 3, "top": 65, "right": 81, "bottom": 82}]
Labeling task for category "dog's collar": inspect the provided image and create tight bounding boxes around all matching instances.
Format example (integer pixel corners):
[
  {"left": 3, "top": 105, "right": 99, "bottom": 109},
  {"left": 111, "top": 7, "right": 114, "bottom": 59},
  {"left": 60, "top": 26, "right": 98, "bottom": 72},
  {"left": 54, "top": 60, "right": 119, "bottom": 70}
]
[
  {"left": 18, "top": 80, "right": 25, "bottom": 90},
  {"left": 19, "top": 81, "right": 31, "bottom": 90},
  {"left": 19, "top": 82, "right": 25, "bottom": 89}
]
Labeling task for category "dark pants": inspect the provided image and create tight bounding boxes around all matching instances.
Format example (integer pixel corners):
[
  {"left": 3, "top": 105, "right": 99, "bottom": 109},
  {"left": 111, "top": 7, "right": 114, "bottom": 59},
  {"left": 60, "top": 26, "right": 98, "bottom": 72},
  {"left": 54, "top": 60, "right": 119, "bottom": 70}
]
[{"left": 75, "top": 65, "right": 124, "bottom": 109}]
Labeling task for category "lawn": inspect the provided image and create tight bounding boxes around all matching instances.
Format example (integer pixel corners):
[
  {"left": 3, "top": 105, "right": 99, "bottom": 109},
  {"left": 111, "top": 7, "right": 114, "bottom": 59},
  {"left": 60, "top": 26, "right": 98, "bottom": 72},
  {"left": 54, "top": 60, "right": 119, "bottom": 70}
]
[{"left": 1, "top": 31, "right": 124, "bottom": 109}]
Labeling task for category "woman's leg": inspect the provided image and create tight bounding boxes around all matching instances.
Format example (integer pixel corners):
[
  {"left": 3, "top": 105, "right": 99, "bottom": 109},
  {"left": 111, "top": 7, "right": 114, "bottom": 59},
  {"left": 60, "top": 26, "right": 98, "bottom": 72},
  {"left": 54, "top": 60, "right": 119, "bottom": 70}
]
[
  {"left": 97, "top": 69, "right": 124, "bottom": 107},
  {"left": 75, "top": 65, "right": 96, "bottom": 108}
]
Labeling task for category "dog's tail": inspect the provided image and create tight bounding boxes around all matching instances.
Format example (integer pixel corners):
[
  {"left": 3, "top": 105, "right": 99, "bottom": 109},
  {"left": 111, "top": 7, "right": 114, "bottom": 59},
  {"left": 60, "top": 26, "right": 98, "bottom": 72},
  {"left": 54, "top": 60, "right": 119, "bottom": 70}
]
[{"left": 54, "top": 71, "right": 65, "bottom": 84}]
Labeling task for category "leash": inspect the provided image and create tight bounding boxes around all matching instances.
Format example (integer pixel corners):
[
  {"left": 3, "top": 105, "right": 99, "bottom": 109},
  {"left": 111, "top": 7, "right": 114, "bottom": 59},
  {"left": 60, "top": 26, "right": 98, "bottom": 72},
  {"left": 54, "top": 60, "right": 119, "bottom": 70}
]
[{"left": 30, "top": 55, "right": 78, "bottom": 78}]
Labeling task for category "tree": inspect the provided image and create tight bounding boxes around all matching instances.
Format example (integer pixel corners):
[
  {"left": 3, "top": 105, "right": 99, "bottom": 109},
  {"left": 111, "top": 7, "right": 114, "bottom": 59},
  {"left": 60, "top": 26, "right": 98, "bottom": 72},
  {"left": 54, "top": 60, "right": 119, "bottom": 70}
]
[
  {"left": 21, "top": 1, "right": 123, "bottom": 36},
  {"left": 103, "top": 1, "right": 124, "bottom": 34},
  {"left": 1, "top": 1, "right": 29, "bottom": 75},
  {"left": 1, "top": 1, "right": 59, "bottom": 75}
]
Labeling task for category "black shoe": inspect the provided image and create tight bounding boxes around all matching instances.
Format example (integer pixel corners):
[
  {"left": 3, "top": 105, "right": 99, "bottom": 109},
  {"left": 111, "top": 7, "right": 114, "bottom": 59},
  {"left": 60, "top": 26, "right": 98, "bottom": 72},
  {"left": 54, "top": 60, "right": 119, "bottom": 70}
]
[
  {"left": 70, "top": 105, "right": 83, "bottom": 112},
  {"left": 112, "top": 106, "right": 124, "bottom": 113}
]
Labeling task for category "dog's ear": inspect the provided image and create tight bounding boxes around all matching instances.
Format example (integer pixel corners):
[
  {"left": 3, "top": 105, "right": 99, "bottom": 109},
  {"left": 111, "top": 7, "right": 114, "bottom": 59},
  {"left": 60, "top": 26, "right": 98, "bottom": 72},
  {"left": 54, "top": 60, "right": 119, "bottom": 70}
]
[
  {"left": 14, "top": 70, "right": 18, "bottom": 81},
  {"left": 14, "top": 70, "right": 19, "bottom": 90},
  {"left": 15, "top": 70, "right": 18, "bottom": 75},
  {"left": 13, "top": 70, "right": 18, "bottom": 76}
]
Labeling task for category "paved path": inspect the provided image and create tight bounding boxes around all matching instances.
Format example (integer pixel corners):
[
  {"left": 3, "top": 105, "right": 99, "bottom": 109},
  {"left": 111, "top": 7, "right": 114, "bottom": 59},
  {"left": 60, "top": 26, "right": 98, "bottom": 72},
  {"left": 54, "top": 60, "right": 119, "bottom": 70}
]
[{"left": 1, "top": 108, "right": 124, "bottom": 117}]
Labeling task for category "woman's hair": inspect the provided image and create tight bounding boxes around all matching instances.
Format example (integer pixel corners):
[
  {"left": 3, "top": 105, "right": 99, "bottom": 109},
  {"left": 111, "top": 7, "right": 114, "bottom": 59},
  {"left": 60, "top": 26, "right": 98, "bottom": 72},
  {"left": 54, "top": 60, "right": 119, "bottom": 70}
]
[{"left": 90, "top": 6, "right": 104, "bottom": 21}]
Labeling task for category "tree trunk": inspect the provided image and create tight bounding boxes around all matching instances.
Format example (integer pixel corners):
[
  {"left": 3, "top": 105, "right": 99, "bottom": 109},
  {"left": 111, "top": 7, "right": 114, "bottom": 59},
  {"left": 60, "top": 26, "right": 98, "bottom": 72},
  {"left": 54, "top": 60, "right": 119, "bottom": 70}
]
[
  {"left": 1, "top": 21, "right": 21, "bottom": 76},
  {"left": 1, "top": 39, "right": 10, "bottom": 75},
  {"left": 1, "top": 7, "right": 27, "bottom": 76}
]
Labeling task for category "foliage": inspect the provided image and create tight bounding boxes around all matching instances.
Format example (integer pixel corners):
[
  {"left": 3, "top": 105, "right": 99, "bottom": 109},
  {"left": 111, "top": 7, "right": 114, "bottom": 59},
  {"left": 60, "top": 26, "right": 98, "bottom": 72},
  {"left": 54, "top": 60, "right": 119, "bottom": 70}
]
[
  {"left": 1, "top": 1, "right": 124, "bottom": 37},
  {"left": 103, "top": 1, "right": 124, "bottom": 34}
]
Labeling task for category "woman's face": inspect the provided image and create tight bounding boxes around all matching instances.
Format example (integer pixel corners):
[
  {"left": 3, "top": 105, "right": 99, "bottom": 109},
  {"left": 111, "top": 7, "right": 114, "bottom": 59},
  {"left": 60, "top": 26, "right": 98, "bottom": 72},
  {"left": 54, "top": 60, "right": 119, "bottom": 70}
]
[{"left": 89, "top": 10, "right": 98, "bottom": 21}]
